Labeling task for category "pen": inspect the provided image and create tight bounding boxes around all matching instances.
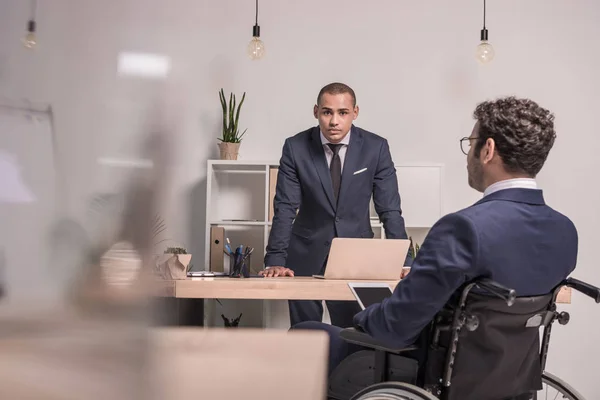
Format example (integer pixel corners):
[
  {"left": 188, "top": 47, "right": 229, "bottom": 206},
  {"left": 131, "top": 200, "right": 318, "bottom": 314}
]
[
  {"left": 242, "top": 247, "right": 254, "bottom": 261},
  {"left": 224, "top": 237, "right": 233, "bottom": 255},
  {"left": 233, "top": 245, "right": 244, "bottom": 274}
]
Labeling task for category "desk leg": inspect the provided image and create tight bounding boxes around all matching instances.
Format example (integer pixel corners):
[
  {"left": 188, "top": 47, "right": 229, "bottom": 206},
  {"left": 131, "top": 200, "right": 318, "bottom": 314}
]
[
  {"left": 263, "top": 299, "right": 271, "bottom": 328},
  {"left": 263, "top": 300, "right": 292, "bottom": 330}
]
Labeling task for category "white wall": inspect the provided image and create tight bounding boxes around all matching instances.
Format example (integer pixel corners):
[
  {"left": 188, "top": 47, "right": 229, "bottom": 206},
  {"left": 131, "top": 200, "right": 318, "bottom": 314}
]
[{"left": 1, "top": 0, "right": 599, "bottom": 396}]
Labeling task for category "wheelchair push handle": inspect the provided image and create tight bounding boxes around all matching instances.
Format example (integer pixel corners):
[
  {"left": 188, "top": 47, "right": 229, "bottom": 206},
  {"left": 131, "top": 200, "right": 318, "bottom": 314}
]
[
  {"left": 566, "top": 278, "right": 600, "bottom": 303},
  {"left": 475, "top": 279, "right": 516, "bottom": 306}
]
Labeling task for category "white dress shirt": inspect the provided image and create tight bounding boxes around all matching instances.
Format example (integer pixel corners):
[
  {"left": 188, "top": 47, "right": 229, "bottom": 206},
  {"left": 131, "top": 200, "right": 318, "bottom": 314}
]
[
  {"left": 320, "top": 130, "right": 351, "bottom": 173},
  {"left": 483, "top": 178, "right": 538, "bottom": 197}
]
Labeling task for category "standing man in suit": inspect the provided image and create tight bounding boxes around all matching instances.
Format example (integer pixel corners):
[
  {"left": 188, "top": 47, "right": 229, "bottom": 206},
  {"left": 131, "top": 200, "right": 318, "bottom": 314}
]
[
  {"left": 293, "top": 96, "right": 578, "bottom": 376},
  {"left": 260, "top": 82, "right": 410, "bottom": 327}
]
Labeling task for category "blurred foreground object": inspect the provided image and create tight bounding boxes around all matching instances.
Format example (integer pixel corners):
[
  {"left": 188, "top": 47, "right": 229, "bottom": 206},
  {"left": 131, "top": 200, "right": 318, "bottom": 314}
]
[
  {"left": 0, "top": 311, "right": 149, "bottom": 399},
  {"left": 0, "top": 131, "right": 172, "bottom": 399},
  {"left": 0, "top": 149, "right": 35, "bottom": 203},
  {"left": 149, "top": 328, "right": 328, "bottom": 400}
]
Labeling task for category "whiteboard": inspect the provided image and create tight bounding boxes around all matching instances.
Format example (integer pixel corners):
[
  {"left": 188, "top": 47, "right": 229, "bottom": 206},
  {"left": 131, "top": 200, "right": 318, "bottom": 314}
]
[{"left": 0, "top": 102, "right": 59, "bottom": 306}]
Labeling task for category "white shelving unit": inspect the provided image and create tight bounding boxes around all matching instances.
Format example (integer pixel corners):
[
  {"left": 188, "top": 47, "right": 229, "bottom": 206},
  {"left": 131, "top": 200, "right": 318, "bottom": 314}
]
[
  {"left": 204, "top": 160, "right": 277, "bottom": 276},
  {"left": 203, "top": 160, "right": 444, "bottom": 328}
]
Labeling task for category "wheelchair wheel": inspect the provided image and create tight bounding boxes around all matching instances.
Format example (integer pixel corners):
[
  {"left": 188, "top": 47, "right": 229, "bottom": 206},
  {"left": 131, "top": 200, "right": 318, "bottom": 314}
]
[
  {"left": 350, "top": 382, "right": 438, "bottom": 400},
  {"left": 536, "top": 371, "right": 585, "bottom": 400}
]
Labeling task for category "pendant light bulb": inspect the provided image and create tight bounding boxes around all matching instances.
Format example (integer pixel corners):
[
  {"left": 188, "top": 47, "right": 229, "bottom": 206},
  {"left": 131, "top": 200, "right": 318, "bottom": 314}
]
[
  {"left": 475, "top": 0, "right": 494, "bottom": 64},
  {"left": 22, "top": 19, "right": 37, "bottom": 49},
  {"left": 476, "top": 29, "right": 494, "bottom": 64},
  {"left": 247, "top": 0, "right": 265, "bottom": 60},
  {"left": 247, "top": 25, "right": 265, "bottom": 60}
]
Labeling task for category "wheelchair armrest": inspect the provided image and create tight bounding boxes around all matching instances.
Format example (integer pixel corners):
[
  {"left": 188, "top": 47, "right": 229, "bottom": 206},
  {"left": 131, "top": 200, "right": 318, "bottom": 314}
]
[
  {"left": 475, "top": 278, "right": 516, "bottom": 306},
  {"left": 566, "top": 278, "right": 600, "bottom": 303},
  {"left": 339, "top": 328, "right": 417, "bottom": 354}
]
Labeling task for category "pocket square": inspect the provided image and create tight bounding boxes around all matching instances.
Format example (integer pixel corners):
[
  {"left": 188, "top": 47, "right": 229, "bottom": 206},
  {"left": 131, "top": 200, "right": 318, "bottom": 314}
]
[{"left": 353, "top": 168, "right": 367, "bottom": 175}]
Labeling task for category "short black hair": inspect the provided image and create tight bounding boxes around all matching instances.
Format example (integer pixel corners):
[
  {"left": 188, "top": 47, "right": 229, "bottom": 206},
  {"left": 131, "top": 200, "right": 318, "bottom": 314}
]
[
  {"left": 317, "top": 82, "right": 356, "bottom": 107},
  {"left": 473, "top": 96, "right": 557, "bottom": 177}
]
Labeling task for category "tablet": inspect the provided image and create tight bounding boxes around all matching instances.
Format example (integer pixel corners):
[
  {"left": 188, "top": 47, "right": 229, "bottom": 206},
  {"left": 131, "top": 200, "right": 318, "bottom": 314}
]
[{"left": 348, "top": 282, "right": 394, "bottom": 310}]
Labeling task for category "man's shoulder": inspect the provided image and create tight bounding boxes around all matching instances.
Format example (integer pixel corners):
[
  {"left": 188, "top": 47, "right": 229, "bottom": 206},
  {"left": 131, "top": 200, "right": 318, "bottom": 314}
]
[
  {"left": 541, "top": 204, "right": 578, "bottom": 233},
  {"left": 287, "top": 127, "right": 317, "bottom": 143},
  {"left": 433, "top": 210, "right": 476, "bottom": 230},
  {"left": 457, "top": 195, "right": 577, "bottom": 233},
  {"left": 353, "top": 126, "right": 387, "bottom": 144}
]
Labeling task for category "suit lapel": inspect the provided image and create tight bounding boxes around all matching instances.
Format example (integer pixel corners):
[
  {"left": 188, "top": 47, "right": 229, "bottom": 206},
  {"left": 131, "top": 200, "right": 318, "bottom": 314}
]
[
  {"left": 309, "top": 127, "right": 336, "bottom": 210},
  {"left": 338, "top": 126, "right": 364, "bottom": 207}
]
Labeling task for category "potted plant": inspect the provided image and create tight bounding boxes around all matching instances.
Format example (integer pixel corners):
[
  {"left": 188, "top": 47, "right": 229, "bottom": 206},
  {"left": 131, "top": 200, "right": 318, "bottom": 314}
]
[
  {"left": 218, "top": 88, "right": 247, "bottom": 160},
  {"left": 407, "top": 236, "right": 421, "bottom": 260}
]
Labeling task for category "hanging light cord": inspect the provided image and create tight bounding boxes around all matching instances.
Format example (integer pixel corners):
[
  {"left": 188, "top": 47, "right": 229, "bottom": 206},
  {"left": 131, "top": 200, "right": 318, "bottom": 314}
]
[
  {"left": 255, "top": 0, "right": 259, "bottom": 26},
  {"left": 30, "top": 0, "right": 38, "bottom": 21},
  {"left": 483, "top": 0, "right": 486, "bottom": 29}
]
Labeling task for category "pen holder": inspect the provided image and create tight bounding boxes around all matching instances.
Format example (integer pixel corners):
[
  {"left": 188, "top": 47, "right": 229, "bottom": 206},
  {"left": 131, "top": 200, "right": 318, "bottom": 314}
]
[{"left": 229, "top": 253, "right": 252, "bottom": 278}]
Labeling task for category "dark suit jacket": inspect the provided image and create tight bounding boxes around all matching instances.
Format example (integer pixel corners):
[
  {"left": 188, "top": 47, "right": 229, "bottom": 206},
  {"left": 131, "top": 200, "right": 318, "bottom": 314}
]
[
  {"left": 354, "top": 188, "right": 578, "bottom": 348},
  {"left": 264, "top": 125, "right": 409, "bottom": 276}
]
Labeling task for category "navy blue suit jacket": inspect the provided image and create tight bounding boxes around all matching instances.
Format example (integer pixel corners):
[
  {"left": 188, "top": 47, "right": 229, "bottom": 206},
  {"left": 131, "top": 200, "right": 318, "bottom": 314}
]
[
  {"left": 264, "top": 125, "right": 409, "bottom": 276},
  {"left": 354, "top": 188, "right": 578, "bottom": 348}
]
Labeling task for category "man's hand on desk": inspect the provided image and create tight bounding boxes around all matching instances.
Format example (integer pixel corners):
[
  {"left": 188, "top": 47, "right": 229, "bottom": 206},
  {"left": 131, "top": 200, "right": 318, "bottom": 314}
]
[{"left": 259, "top": 266, "right": 295, "bottom": 277}]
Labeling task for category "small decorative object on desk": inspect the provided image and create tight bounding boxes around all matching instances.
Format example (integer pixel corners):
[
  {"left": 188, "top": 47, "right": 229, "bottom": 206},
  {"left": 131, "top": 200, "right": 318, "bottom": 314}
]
[
  {"left": 155, "top": 246, "right": 192, "bottom": 280},
  {"left": 218, "top": 88, "right": 247, "bottom": 160}
]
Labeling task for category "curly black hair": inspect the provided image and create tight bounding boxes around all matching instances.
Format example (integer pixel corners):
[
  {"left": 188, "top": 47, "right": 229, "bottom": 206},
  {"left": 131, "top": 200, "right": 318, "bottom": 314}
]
[{"left": 473, "top": 96, "right": 557, "bottom": 177}]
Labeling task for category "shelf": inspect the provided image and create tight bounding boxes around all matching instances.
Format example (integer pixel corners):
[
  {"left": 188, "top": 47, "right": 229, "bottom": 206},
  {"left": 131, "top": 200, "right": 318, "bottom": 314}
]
[
  {"left": 208, "top": 164, "right": 266, "bottom": 221},
  {"left": 209, "top": 221, "right": 266, "bottom": 226},
  {"left": 208, "top": 159, "right": 274, "bottom": 164},
  {"left": 210, "top": 163, "right": 267, "bottom": 174},
  {"left": 205, "top": 160, "right": 443, "bottom": 267},
  {"left": 213, "top": 169, "right": 266, "bottom": 175}
]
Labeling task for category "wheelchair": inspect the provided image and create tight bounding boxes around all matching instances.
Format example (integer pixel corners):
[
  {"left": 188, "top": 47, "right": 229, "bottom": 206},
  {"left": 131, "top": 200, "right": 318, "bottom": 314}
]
[{"left": 328, "top": 277, "right": 600, "bottom": 400}]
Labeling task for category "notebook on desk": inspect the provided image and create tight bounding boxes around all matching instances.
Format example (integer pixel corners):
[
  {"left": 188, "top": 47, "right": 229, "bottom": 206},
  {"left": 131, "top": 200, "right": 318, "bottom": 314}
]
[{"left": 312, "top": 237, "right": 410, "bottom": 280}]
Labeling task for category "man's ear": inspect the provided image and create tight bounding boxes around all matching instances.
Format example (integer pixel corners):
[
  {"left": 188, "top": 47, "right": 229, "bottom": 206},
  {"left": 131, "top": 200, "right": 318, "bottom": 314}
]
[
  {"left": 354, "top": 105, "right": 359, "bottom": 120},
  {"left": 482, "top": 138, "right": 496, "bottom": 164},
  {"left": 313, "top": 105, "right": 318, "bottom": 119}
]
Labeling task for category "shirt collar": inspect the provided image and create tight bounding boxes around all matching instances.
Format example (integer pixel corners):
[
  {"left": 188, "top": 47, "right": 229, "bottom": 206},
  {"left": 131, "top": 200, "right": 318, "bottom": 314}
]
[
  {"left": 320, "top": 129, "right": 351, "bottom": 146},
  {"left": 483, "top": 178, "right": 538, "bottom": 197}
]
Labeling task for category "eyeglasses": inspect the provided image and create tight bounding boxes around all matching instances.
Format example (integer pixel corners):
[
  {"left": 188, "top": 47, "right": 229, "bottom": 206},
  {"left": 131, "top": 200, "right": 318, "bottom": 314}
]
[{"left": 460, "top": 137, "right": 478, "bottom": 155}]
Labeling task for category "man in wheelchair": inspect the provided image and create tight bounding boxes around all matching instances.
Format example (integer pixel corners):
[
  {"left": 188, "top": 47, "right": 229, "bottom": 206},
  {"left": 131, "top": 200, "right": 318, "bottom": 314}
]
[{"left": 292, "top": 97, "right": 599, "bottom": 399}]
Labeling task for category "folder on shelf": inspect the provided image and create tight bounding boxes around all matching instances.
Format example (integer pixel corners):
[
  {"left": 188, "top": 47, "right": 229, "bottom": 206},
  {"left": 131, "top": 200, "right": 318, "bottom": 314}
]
[
  {"left": 268, "top": 167, "right": 299, "bottom": 221},
  {"left": 210, "top": 227, "right": 225, "bottom": 272},
  {"left": 268, "top": 167, "right": 278, "bottom": 221}
]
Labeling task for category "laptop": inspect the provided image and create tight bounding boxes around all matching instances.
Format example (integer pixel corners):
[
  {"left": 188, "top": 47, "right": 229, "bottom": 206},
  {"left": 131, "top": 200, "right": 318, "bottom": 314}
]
[
  {"left": 312, "top": 237, "right": 410, "bottom": 280},
  {"left": 348, "top": 282, "right": 394, "bottom": 310}
]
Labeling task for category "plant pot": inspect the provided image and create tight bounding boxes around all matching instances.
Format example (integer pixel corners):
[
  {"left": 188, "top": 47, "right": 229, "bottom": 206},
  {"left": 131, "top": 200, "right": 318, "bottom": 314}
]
[
  {"left": 155, "top": 253, "right": 192, "bottom": 280},
  {"left": 218, "top": 142, "right": 241, "bottom": 160}
]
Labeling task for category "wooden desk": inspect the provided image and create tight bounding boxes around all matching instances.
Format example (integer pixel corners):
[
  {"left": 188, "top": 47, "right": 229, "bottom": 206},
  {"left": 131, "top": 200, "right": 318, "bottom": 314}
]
[
  {"left": 166, "top": 277, "right": 572, "bottom": 304},
  {"left": 174, "top": 277, "right": 398, "bottom": 300},
  {"left": 156, "top": 276, "right": 572, "bottom": 328}
]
